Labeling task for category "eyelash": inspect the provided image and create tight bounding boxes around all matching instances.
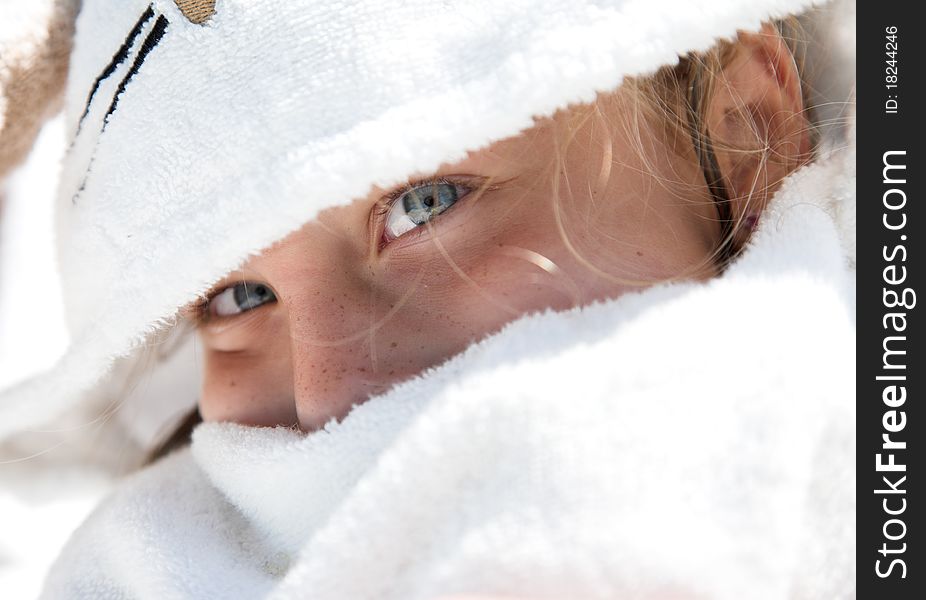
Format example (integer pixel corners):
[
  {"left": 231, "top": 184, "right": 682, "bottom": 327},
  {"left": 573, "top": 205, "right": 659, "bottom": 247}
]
[
  {"left": 190, "top": 292, "right": 221, "bottom": 326},
  {"left": 187, "top": 282, "right": 263, "bottom": 327},
  {"left": 372, "top": 174, "right": 489, "bottom": 250}
]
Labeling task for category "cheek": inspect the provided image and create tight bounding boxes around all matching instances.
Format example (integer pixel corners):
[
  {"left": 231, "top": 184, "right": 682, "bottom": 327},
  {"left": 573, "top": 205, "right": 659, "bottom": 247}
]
[
  {"left": 367, "top": 191, "right": 596, "bottom": 363},
  {"left": 375, "top": 173, "right": 717, "bottom": 350},
  {"left": 611, "top": 197, "right": 719, "bottom": 278},
  {"left": 198, "top": 313, "right": 296, "bottom": 426}
]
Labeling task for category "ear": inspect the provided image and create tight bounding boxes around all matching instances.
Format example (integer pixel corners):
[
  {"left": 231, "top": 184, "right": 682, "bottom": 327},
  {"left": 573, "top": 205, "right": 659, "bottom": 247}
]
[{"left": 704, "top": 22, "right": 811, "bottom": 246}]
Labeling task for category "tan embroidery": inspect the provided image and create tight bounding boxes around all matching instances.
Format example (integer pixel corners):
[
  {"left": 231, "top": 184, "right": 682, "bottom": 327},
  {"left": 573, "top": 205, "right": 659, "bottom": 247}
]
[{"left": 173, "top": 0, "right": 216, "bottom": 25}]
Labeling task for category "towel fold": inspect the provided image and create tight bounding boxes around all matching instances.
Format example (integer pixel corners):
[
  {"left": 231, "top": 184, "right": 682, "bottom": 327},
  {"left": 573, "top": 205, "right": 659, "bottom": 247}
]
[{"left": 41, "top": 123, "right": 856, "bottom": 599}]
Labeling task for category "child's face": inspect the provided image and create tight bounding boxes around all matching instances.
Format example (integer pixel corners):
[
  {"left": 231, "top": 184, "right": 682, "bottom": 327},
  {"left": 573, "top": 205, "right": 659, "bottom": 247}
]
[{"left": 193, "top": 93, "right": 722, "bottom": 429}]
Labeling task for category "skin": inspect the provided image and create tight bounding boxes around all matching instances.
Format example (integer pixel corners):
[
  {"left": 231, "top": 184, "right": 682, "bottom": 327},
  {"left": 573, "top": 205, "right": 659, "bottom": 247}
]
[{"left": 193, "top": 25, "right": 810, "bottom": 439}]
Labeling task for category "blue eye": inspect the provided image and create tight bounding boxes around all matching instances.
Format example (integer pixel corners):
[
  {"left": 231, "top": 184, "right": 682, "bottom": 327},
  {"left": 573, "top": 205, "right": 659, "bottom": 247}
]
[
  {"left": 208, "top": 282, "right": 276, "bottom": 317},
  {"left": 383, "top": 181, "right": 468, "bottom": 241}
]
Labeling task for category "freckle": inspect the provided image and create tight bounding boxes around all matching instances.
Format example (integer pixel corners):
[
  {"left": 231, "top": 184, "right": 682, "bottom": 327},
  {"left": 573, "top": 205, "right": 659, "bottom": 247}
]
[
  {"left": 390, "top": 342, "right": 398, "bottom": 348},
  {"left": 636, "top": 251, "right": 644, "bottom": 256},
  {"left": 229, "top": 380, "right": 236, "bottom": 387},
  {"left": 388, "top": 370, "right": 395, "bottom": 376},
  {"left": 357, "top": 367, "right": 367, "bottom": 373},
  {"left": 321, "top": 368, "right": 328, "bottom": 374}
]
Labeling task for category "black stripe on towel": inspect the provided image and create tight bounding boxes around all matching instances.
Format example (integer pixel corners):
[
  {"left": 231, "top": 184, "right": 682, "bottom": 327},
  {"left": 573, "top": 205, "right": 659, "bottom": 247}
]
[
  {"left": 104, "top": 14, "right": 169, "bottom": 124},
  {"left": 77, "top": 5, "right": 155, "bottom": 129},
  {"left": 69, "top": 13, "right": 168, "bottom": 205}
]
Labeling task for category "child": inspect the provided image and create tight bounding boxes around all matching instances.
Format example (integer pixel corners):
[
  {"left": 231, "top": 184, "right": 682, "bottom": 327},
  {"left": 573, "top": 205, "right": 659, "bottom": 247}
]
[{"left": 0, "top": 0, "right": 855, "bottom": 597}]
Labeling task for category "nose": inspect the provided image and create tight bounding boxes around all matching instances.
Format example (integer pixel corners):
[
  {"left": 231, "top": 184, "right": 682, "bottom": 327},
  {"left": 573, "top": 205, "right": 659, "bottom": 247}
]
[
  {"left": 285, "top": 276, "right": 391, "bottom": 431},
  {"left": 258, "top": 217, "right": 416, "bottom": 432}
]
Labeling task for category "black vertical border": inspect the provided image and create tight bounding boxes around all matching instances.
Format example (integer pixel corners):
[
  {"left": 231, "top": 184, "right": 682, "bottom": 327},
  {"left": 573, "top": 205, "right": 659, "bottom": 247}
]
[{"left": 858, "top": 1, "right": 923, "bottom": 597}]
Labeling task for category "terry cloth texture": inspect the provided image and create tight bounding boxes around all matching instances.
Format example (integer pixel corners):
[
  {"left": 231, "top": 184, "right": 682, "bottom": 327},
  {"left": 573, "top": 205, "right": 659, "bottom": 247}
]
[
  {"left": 0, "top": 0, "right": 819, "bottom": 441},
  {"left": 41, "top": 118, "right": 856, "bottom": 599}
]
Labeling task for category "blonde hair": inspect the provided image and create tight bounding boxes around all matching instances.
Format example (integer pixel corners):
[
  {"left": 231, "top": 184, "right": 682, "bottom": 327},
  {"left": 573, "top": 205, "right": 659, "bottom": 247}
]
[
  {"left": 547, "top": 17, "right": 819, "bottom": 289},
  {"left": 644, "top": 16, "right": 818, "bottom": 265}
]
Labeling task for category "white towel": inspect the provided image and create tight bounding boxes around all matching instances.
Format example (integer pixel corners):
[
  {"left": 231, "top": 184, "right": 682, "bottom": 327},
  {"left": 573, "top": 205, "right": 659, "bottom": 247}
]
[
  {"left": 41, "top": 120, "right": 856, "bottom": 599},
  {"left": 0, "top": 0, "right": 820, "bottom": 442}
]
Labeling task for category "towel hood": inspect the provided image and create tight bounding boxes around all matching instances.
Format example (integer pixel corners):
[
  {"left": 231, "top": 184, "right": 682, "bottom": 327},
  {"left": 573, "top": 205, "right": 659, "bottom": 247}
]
[{"left": 0, "top": 0, "right": 821, "bottom": 439}]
